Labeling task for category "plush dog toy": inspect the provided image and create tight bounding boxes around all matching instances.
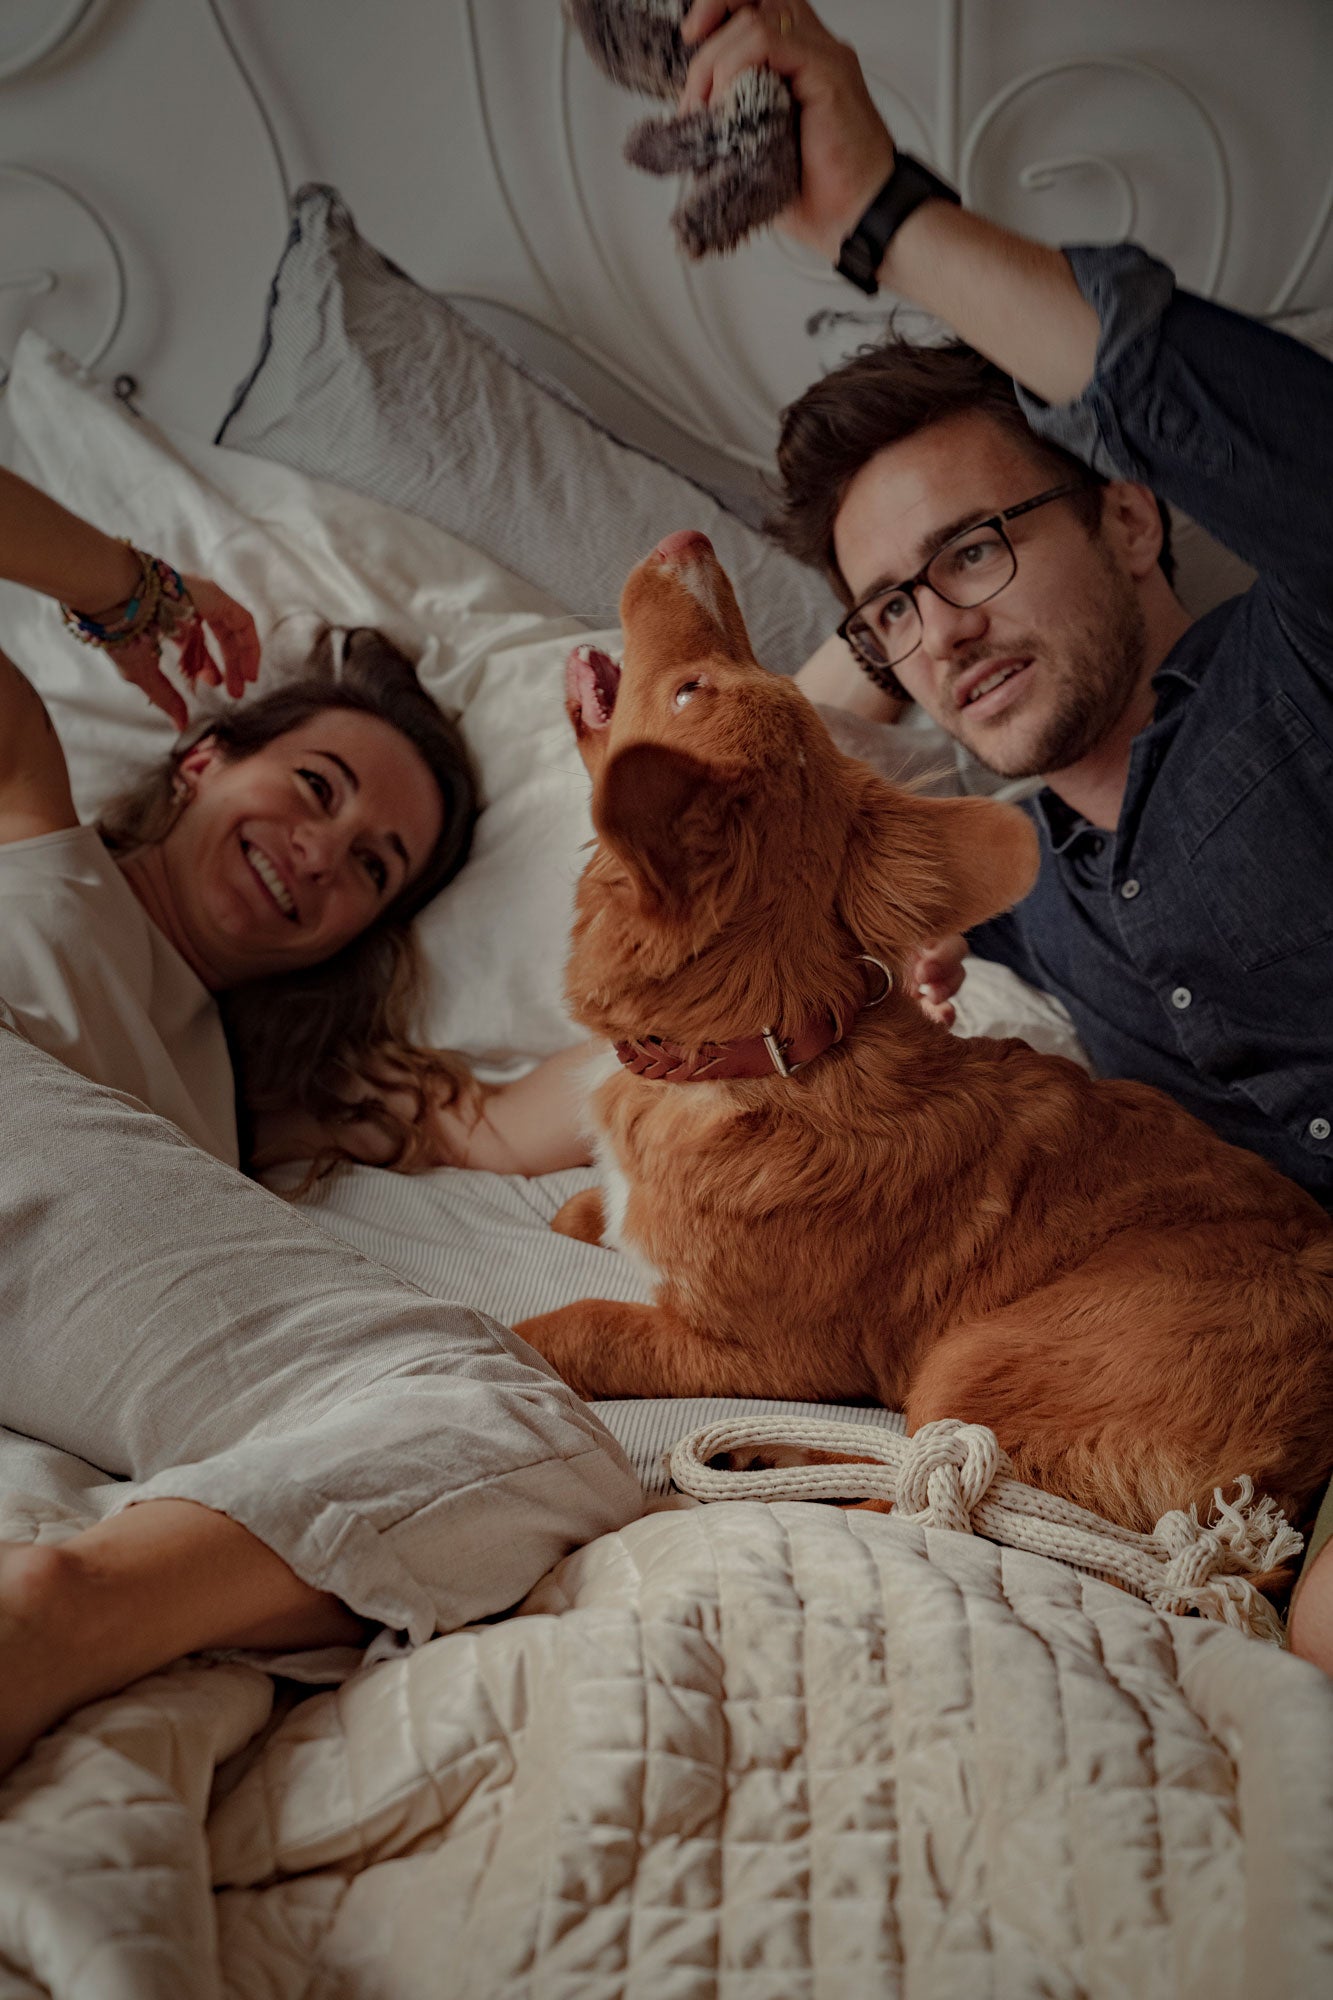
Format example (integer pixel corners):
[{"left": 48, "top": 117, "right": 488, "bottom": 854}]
[{"left": 564, "top": 0, "right": 801, "bottom": 257}]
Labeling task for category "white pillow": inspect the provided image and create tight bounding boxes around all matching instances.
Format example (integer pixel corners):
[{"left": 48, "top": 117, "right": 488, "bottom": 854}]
[
  {"left": 1, "top": 332, "right": 1086, "bottom": 1072},
  {"left": 3, "top": 333, "right": 601, "bottom": 1064}
]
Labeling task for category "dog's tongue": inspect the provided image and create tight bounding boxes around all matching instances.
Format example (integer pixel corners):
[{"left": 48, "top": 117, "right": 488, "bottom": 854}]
[{"left": 566, "top": 644, "right": 622, "bottom": 730}]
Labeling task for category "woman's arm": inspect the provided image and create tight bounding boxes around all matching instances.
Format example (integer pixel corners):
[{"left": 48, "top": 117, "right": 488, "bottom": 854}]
[
  {"left": 0, "top": 466, "right": 260, "bottom": 729},
  {"left": 0, "top": 470, "right": 128, "bottom": 838},
  {"left": 795, "top": 632, "right": 905, "bottom": 721},
  {"left": 0, "top": 645, "right": 77, "bottom": 844},
  {"left": 0, "top": 467, "right": 145, "bottom": 608},
  {"left": 449, "top": 1044, "right": 595, "bottom": 1174},
  {"left": 251, "top": 1043, "right": 596, "bottom": 1180}
]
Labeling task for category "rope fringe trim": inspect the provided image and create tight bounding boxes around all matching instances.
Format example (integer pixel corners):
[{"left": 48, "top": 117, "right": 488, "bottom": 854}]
[{"left": 668, "top": 1417, "right": 1303, "bottom": 1645}]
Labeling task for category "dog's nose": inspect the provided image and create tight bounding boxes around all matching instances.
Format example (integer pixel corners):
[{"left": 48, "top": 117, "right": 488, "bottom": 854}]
[{"left": 652, "top": 530, "right": 714, "bottom": 567}]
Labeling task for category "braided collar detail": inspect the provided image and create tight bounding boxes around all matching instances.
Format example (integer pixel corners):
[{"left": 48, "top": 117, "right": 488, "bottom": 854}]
[{"left": 613, "top": 954, "right": 892, "bottom": 1083}]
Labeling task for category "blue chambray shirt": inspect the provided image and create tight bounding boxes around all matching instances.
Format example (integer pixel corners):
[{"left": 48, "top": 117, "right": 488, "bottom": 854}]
[{"left": 967, "top": 244, "right": 1333, "bottom": 1211}]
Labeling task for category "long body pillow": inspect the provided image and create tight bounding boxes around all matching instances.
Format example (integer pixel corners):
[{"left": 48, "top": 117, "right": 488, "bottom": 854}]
[{"left": 0, "top": 1017, "right": 643, "bottom": 1650}]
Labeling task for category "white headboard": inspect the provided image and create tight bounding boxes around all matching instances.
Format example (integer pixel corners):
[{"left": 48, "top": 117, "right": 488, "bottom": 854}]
[{"left": 3, "top": 0, "right": 1331, "bottom": 463}]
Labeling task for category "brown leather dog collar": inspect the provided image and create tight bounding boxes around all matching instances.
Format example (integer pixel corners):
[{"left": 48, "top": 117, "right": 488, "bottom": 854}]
[{"left": 614, "top": 955, "right": 893, "bottom": 1083}]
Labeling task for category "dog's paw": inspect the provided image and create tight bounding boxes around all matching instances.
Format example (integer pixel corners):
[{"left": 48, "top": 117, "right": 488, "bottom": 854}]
[{"left": 550, "top": 1187, "right": 607, "bottom": 1246}]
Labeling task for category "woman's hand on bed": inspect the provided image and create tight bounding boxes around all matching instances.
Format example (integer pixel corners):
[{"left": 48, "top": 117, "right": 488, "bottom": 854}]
[
  {"left": 680, "top": 1, "right": 895, "bottom": 261},
  {"left": 444, "top": 1046, "right": 597, "bottom": 1177},
  {"left": 103, "top": 575, "right": 260, "bottom": 732},
  {"left": 251, "top": 1045, "right": 596, "bottom": 1182},
  {"left": 911, "top": 934, "right": 967, "bottom": 1028}
]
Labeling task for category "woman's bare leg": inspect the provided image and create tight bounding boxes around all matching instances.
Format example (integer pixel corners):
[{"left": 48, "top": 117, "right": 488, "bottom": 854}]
[{"left": 0, "top": 1499, "right": 366, "bottom": 1777}]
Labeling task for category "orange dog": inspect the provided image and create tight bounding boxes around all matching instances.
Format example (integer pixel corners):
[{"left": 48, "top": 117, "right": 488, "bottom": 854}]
[{"left": 515, "top": 531, "right": 1333, "bottom": 1537}]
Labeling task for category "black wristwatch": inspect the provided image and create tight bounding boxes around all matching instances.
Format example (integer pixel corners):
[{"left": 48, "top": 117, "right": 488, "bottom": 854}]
[{"left": 835, "top": 153, "right": 961, "bottom": 296}]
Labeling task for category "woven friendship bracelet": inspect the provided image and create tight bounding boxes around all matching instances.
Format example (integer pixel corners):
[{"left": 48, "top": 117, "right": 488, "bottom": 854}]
[
  {"left": 60, "top": 543, "right": 196, "bottom": 651},
  {"left": 669, "top": 1415, "right": 1303, "bottom": 1645}
]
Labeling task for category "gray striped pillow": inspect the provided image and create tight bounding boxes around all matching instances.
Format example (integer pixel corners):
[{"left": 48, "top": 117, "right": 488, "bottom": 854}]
[{"left": 217, "top": 185, "right": 839, "bottom": 675}]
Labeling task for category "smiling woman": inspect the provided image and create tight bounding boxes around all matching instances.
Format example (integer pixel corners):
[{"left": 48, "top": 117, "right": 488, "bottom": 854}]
[
  {"left": 0, "top": 465, "right": 593, "bottom": 1183},
  {"left": 96, "top": 632, "right": 486, "bottom": 1179}
]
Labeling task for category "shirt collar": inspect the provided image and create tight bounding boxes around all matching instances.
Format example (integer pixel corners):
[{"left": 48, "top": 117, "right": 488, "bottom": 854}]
[
  {"left": 1152, "top": 656, "right": 1202, "bottom": 711},
  {"left": 1035, "top": 787, "right": 1098, "bottom": 853},
  {"left": 1036, "top": 632, "right": 1208, "bottom": 850},
  {"left": 1151, "top": 612, "right": 1218, "bottom": 709}
]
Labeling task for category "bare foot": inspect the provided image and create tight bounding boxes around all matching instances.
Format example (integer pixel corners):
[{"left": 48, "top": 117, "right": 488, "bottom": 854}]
[{"left": 0, "top": 1541, "right": 115, "bottom": 1778}]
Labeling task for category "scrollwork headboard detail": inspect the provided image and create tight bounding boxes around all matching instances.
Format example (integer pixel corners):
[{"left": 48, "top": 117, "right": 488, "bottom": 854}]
[{"left": 3, "top": 0, "right": 1329, "bottom": 456}]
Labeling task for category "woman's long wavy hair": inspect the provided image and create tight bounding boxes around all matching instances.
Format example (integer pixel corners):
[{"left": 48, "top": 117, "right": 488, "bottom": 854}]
[{"left": 97, "top": 629, "right": 481, "bottom": 1181}]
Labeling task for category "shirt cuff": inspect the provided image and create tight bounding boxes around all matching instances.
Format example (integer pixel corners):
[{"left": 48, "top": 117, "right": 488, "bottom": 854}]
[{"left": 1014, "top": 243, "right": 1177, "bottom": 479}]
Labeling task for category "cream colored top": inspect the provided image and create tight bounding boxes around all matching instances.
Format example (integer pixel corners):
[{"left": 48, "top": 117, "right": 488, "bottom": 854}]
[{"left": 0, "top": 823, "right": 239, "bottom": 1165}]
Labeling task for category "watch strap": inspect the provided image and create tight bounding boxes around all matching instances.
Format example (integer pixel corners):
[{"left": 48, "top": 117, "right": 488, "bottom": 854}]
[{"left": 835, "top": 153, "right": 961, "bottom": 296}]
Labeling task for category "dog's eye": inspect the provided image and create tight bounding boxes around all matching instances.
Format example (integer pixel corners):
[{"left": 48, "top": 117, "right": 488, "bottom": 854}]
[{"left": 674, "top": 681, "right": 703, "bottom": 708}]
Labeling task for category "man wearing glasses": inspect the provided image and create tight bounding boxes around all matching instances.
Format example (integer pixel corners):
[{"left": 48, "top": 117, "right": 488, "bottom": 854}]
[{"left": 682, "top": 1, "right": 1333, "bottom": 1669}]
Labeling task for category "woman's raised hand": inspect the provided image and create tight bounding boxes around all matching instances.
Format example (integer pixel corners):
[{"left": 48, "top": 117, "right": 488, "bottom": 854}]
[
  {"left": 680, "top": 1, "right": 895, "bottom": 260},
  {"left": 101, "top": 574, "right": 260, "bottom": 732},
  {"left": 0, "top": 470, "right": 262, "bottom": 733}
]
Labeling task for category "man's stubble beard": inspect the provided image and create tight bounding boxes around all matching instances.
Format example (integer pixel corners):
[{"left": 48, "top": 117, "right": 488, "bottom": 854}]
[{"left": 945, "top": 554, "right": 1149, "bottom": 781}]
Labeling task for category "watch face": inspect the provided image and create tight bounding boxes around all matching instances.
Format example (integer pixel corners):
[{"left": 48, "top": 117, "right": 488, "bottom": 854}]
[
  {"left": 846, "top": 240, "right": 874, "bottom": 281},
  {"left": 837, "top": 235, "right": 878, "bottom": 293}
]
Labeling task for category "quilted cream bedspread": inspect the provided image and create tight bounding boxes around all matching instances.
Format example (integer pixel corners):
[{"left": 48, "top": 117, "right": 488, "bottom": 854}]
[{"left": 2, "top": 1502, "right": 1331, "bottom": 2000}]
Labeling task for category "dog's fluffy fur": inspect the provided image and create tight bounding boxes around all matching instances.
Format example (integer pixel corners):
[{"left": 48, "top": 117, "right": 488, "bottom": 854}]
[
  {"left": 516, "top": 536, "right": 1333, "bottom": 1546},
  {"left": 563, "top": 0, "right": 801, "bottom": 257}
]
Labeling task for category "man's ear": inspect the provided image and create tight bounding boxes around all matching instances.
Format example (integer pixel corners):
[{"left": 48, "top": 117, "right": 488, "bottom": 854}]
[
  {"left": 593, "top": 740, "right": 739, "bottom": 918},
  {"left": 1101, "top": 479, "right": 1165, "bottom": 581},
  {"left": 836, "top": 773, "right": 1040, "bottom": 954}
]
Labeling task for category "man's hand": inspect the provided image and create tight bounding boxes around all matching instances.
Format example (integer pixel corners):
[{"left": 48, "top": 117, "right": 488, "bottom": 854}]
[
  {"left": 911, "top": 933, "right": 967, "bottom": 1027},
  {"left": 683, "top": 2, "right": 1099, "bottom": 401},
  {"left": 102, "top": 574, "right": 260, "bottom": 733},
  {"left": 681, "top": 1, "right": 895, "bottom": 260}
]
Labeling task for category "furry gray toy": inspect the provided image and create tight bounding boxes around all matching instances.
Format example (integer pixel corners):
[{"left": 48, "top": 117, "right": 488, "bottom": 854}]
[{"left": 564, "top": 0, "right": 801, "bottom": 258}]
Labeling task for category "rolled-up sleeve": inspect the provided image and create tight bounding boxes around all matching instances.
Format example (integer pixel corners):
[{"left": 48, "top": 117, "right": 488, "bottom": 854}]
[{"left": 1016, "top": 243, "right": 1333, "bottom": 660}]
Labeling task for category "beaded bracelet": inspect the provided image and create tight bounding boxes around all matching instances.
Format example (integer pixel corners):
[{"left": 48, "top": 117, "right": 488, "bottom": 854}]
[{"left": 60, "top": 543, "right": 197, "bottom": 652}]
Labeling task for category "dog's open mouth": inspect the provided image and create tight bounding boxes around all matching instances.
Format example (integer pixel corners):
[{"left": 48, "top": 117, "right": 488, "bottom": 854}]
[{"left": 566, "top": 643, "right": 623, "bottom": 734}]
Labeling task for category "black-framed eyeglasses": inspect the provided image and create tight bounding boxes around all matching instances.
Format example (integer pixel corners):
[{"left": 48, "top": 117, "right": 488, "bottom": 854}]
[{"left": 837, "top": 482, "right": 1090, "bottom": 689}]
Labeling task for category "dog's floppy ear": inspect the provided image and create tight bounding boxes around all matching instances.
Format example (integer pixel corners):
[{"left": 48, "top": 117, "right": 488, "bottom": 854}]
[
  {"left": 594, "top": 740, "right": 741, "bottom": 918},
  {"left": 837, "top": 773, "right": 1040, "bottom": 954}
]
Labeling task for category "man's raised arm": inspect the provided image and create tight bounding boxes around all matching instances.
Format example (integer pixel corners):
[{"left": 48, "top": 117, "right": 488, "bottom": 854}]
[
  {"left": 681, "top": 0, "right": 1100, "bottom": 403},
  {"left": 684, "top": 2, "right": 1333, "bottom": 649}
]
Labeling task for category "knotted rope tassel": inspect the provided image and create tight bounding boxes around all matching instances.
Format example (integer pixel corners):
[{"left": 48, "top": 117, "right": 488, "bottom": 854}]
[{"left": 668, "top": 1417, "right": 1303, "bottom": 1645}]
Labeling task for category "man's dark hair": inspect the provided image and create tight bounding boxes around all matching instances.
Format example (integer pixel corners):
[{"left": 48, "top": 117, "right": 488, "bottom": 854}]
[{"left": 770, "top": 337, "right": 1175, "bottom": 608}]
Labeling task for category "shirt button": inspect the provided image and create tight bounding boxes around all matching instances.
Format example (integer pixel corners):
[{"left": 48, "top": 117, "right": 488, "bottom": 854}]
[
  {"left": 1310, "top": 1117, "right": 1331, "bottom": 1141},
  {"left": 1120, "top": 879, "right": 1141, "bottom": 900},
  {"left": 1171, "top": 986, "right": 1192, "bottom": 1010}
]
